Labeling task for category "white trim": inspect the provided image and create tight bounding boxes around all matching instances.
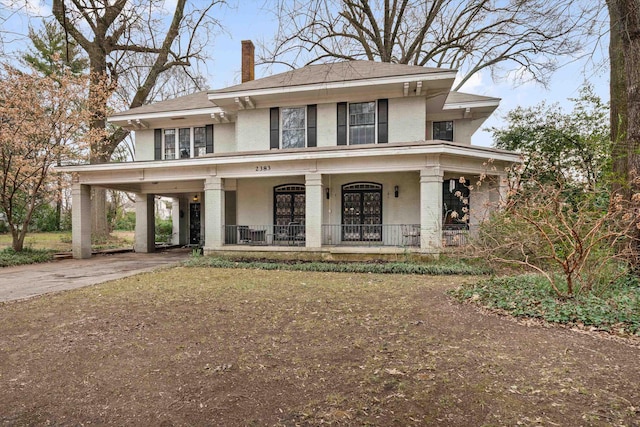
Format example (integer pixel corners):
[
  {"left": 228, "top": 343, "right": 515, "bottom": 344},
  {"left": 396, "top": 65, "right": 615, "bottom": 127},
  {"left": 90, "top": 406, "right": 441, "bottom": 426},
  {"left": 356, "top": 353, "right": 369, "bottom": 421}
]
[
  {"left": 208, "top": 72, "right": 457, "bottom": 101},
  {"left": 108, "top": 107, "right": 223, "bottom": 123},
  {"left": 443, "top": 100, "right": 500, "bottom": 110},
  {"left": 57, "top": 142, "right": 521, "bottom": 173}
]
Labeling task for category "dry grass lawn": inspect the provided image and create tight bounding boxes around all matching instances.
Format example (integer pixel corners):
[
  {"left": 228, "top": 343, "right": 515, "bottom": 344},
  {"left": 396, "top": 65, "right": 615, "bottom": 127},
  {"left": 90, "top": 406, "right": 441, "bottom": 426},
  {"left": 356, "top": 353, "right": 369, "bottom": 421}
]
[{"left": 1, "top": 267, "right": 639, "bottom": 426}]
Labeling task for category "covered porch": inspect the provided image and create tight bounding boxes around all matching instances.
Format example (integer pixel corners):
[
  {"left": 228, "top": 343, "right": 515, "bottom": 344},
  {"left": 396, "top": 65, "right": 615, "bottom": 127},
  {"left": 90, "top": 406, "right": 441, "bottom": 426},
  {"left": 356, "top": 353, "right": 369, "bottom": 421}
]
[{"left": 60, "top": 142, "right": 516, "bottom": 258}]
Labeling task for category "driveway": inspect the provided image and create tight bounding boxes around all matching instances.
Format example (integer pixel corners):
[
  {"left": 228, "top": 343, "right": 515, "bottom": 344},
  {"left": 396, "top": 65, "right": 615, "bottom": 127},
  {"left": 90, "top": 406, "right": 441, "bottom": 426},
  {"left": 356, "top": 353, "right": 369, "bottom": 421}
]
[{"left": 0, "top": 249, "right": 191, "bottom": 302}]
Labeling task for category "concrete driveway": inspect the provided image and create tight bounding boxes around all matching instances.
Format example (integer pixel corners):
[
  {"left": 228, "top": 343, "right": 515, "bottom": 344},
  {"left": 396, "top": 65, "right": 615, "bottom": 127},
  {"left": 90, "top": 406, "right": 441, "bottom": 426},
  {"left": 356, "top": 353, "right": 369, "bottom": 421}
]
[{"left": 0, "top": 249, "right": 191, "bottom": 302}]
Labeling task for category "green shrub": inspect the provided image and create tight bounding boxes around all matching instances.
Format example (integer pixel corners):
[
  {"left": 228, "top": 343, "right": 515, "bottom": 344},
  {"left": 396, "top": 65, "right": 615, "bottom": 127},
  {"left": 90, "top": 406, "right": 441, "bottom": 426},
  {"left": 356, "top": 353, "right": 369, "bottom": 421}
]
[
  {"left": 30, "top": 204, "right": 60, "bottom": 232},
  {"left": 185, "top": 256, "right": 492, "bottom": 276},
  {"left": 115, "top": 211, "right": 136, "bottom": 231},
  {"left": 449, "top": 274, "right": 640, "bottom": 336},
  {"left": 0, "top": 247, "right": 54, "bottom": 267},
  {"left": 155, "top": 219, "right": 173, "bottom": 243}
]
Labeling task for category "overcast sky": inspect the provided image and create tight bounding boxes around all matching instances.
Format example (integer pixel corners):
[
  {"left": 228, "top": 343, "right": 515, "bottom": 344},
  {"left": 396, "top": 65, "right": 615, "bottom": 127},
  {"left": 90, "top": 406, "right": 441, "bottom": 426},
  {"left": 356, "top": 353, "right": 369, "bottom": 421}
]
[{"left": 2, "top": 0, "right": 610, "bottom": 147}]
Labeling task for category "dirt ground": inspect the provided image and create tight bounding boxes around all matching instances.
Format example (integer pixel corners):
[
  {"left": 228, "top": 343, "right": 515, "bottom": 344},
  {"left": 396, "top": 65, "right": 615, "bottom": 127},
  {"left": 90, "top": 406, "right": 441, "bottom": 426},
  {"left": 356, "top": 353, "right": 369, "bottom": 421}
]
[{"left": 1, "top": 268, "right": 639, "bottom": 426}]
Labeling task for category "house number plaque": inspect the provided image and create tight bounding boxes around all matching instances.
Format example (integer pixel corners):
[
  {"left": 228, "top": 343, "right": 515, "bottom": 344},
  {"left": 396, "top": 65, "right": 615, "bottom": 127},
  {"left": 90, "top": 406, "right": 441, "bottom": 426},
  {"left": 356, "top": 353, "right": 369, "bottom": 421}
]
[{"left": 256, "top": 165, "right": 271, "bottom": 171}]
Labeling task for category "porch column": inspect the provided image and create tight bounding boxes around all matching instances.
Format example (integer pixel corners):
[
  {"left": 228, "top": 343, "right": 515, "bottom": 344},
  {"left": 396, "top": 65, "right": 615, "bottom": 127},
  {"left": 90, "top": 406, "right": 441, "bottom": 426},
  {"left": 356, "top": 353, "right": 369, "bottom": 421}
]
[
  {"left": 420, "top": 168, "right": 443, "bottom": 252},
  {"left": 171, "top": 197, "right": 180, "bottom": 245},
  {"left": 178, "top": 197, "right": 189, "bottom": 246},
  {"left": 71, "top": 183, "right": 92, "bottom": 259},
  {"left": 204, "top": 176, "right": 224, "bottom": 249},
  {"left": 305, "top": 173, "right": 323, "bottom": 248},
  {"left": 134, "top": 194, "right": 155, "bottom": 253}
]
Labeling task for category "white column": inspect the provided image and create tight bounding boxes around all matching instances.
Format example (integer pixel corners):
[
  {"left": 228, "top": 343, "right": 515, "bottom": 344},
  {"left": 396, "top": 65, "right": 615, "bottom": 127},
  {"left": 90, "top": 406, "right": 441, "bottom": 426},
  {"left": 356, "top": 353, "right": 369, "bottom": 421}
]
[
  {"left": 178, "top": 197, "right": 189, "bottom": 246},
  {"left": 171, "top": 197, "right": 180, "bottom": 245},
  {"left": 72, "top": 183, "right": 92, "bottom": 259},
  {"left": 305, "top": 173, "right": 323, "bottom": 248},
  {"left": 134, "top": 193, "right": 155, "bottom": 253},
  {"left": 420, "top": 168, "right": 443, "bottom": 252},
  {"left": 204, "top": 177, "right": 224, "bottom": 249}
]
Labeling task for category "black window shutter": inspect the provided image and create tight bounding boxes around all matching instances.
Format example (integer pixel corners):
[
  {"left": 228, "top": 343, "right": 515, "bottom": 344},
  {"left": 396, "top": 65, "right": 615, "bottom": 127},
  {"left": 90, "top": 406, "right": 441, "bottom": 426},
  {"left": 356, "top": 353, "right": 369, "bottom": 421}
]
[
  {"left": 270, "top": 107, "right": 280, "bottom": 149},
  {"left": 378, "top": 98, "right": 388, "bottom": 144},
  {"left": 307, "top": 104, "right": 317, "bottom": 147},
  {"left": 154, "top": 129, "right": 162, "bottom": 160},
  {"left": 205, "top": 124, "right": 214, "bottom": 153},
  {"left": 337, "top": 102, "right": 347, "bottom": 145}
]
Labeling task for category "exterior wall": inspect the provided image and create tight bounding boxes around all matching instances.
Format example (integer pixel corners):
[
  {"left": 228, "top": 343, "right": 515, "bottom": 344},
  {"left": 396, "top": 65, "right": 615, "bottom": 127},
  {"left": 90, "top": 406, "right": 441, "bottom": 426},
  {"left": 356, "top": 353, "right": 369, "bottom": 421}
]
[
  {"left": 317, "top": 103, "right": 337, "bottom": 147},
  {"left": 323, "top": 171, "right": 420, "bottom": 225},
  {"left": 236, "top": 176, "right": 306, "bottom": 225},
  {"left": 236, "top": 109, "right": 270, "bottom": 152},
  {"left": 214, "top": 122, "right": 236, "bottom": 153},
  {"left": 135, "top": 129, "right": 155, "bottom": 161},
  {"left": 388, "top": 97, "right": 426, "bottom": 143},
  {"left": 426, "top": 112, "right": 481, "bottom": 145}
]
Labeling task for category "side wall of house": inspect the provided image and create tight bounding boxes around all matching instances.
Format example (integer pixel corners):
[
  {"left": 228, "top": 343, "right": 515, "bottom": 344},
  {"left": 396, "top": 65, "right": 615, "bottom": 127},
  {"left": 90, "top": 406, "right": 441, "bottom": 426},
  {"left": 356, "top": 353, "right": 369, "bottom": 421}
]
[
  {"left": 388, "top": 97, "right": 426, "bottom": 143},
  {"left": 135, "top": 130, "right": 155, "bottom": 161}
]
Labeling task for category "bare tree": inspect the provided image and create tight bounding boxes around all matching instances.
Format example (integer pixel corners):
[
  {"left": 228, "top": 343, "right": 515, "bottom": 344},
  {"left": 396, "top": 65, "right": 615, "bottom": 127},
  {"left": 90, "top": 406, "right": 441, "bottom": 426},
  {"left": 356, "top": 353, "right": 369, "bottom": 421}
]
[
  {"left": 52, "top": 0, "right": 225, "bottom": 236},
  {"left": 261, "top": 0, "right": 603, "bottom": 89}
]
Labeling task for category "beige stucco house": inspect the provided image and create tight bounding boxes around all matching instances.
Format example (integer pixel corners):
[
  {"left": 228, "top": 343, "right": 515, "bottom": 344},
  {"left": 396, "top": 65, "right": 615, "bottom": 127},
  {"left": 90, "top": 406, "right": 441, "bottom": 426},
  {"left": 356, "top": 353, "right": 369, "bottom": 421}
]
[{"left": 60, "top": 41, "right": 519, "bottom": 259}]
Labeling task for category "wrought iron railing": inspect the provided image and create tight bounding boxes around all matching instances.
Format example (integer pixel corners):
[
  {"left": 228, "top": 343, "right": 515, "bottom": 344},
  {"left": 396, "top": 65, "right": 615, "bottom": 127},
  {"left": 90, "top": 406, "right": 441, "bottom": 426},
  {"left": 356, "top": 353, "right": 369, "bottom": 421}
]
[
  {"left": 442, "top": 224, "right": 469, "bottom": 247},
  {"left": 223, "top": 224, "right": 467, "bottom": 248},
  {"left": 224, "top": 224, "right": 306, "bottom": 246},
  {"left": 321, "top": 224, "right": 420, "bottom": 247}
]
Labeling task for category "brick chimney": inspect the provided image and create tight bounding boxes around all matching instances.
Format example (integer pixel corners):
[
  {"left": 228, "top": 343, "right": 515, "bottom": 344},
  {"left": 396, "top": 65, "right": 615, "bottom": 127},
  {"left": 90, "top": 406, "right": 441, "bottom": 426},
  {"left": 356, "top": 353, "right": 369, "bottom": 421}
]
[{"left": 241, "top": 40, "right": 255, "bottom": 83}]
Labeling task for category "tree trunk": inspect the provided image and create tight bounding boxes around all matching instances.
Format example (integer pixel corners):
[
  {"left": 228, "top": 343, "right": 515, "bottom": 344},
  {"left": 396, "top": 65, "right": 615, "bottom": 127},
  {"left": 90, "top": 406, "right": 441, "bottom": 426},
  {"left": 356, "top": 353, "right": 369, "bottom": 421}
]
[
  {"left": 608, "top": 0, "right": 640, "bottom": 265},
  {"left": 608, "top": 2, "right": 629, "bottom": 196}
]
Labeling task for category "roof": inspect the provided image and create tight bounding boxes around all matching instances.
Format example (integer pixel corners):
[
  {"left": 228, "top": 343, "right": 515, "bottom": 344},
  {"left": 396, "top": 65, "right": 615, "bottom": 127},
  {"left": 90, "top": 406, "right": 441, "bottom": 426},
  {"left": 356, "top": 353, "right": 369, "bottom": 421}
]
[
  {"left": 110, "top": 91, "right": 213, "bottom": 118},
  {"left": 110, "top": 61, "right": 457, "bottom": 119},
  {"left": 210, "top": 61, "right": 453, "bottom": 94},
  {"left": 445, "top": 91, "right": 500, "bottom": 105}
]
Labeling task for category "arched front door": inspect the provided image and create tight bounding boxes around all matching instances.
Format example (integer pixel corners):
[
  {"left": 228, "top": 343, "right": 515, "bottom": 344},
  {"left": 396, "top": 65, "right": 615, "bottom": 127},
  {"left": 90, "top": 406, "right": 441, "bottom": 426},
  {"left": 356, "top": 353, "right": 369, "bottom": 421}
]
[{"left": 342, "top": 182, "right": 382, "bottom": 241}]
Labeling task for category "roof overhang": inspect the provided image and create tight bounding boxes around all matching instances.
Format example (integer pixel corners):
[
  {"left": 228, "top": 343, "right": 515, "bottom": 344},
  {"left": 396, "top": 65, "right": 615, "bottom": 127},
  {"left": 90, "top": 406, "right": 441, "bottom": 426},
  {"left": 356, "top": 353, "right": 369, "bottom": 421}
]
[
  {"left": 208, "top": 71, "right": 457, "bottom": 111},
  {"left": 108, "top": 106, "right": 223, "bottom": 129}
]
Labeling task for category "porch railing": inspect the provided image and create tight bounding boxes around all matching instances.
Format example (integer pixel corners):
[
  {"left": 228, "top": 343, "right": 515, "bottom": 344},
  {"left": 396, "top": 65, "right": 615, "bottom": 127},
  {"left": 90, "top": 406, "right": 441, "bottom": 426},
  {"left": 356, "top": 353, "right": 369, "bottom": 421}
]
[
  {"left": 223, "top": 224, "right": 467, "bottom": 248},
  {"left": 224, "top": 224, "right": 305, "bottom": 246},
  {"left": 321, "top": 224, "right": 420, "bottom": 247},
  {"left": 443, "top": 224, "right": 469, "bottom": 247}
]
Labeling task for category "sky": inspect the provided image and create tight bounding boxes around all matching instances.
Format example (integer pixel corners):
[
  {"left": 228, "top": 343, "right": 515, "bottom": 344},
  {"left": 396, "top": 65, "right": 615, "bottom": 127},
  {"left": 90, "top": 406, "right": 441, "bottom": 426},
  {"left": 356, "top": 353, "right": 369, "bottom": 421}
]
[{"left": 1, "top": 0, "right": 611, "bottom": 147}]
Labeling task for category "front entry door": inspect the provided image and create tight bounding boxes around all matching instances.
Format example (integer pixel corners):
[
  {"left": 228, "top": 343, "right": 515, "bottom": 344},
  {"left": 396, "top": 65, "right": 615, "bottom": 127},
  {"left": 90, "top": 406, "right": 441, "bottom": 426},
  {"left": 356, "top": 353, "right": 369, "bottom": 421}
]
[
  {"left": 189, "top": 203, "right": 201, "bottom": 245},
  {"left": 342, "top": 182, "right": 382, "bottom": 241}
]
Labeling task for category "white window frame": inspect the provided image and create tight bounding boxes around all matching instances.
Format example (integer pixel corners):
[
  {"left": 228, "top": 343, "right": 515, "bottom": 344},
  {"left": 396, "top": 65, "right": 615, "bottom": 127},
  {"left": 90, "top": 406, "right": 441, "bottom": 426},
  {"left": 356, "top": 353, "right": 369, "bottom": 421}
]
[
  {"left": 348, "top": 100, "right": 377, "bottom": 145},
  {"left": 162, "top": 126, "right": 208, "bottom": 159},
  {"left": 280, "top": 106, "right": 307, "bottom": 149}
]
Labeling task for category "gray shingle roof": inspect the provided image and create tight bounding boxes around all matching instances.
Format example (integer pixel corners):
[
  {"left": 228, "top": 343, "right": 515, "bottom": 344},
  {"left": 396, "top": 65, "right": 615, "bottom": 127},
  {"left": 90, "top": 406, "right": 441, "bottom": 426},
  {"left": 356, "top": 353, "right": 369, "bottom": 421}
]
[
  {"left": 210, "top": 60, "right": 453, "bottom": 94},
  {"left": 111, "top": 61, "right": 456, "bottom": 118},
  {"left": 110, "top": 91, "right": 213, "bottom": 118}
]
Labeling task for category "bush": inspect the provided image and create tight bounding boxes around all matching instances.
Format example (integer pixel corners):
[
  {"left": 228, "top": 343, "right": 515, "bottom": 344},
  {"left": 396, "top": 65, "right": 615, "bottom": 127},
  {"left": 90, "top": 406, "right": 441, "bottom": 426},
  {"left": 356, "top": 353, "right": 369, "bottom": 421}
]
[
  {"left": 114, "top": 211, "right": 136, "bottom": 231},
  {"left": 155, "top": 219, "right": 173, "bottom": 243},
  {"left": 0, "top": 247, "right": 53, "bottom": 267},
  {"left": 30, "top": 204, "right": 60, "bottom": 232},
  {"left": 449, "top": 274, "right": 640, "bottom": 336},
  {"left": 185, "top": 256, "right": 492, "bottom": 275}
]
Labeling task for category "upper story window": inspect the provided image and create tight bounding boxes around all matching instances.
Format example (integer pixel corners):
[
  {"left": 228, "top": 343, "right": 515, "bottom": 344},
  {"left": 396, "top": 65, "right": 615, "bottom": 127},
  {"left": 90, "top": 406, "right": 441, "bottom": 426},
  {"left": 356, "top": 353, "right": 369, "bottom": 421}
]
[
  {"left": 164, "top": 129, "right": 176, "bottom": 159},
  {"left": 270, "top": 105, "right": 317, "bottom": 150},
  {"left": 156, "top": 126, "right": 211, "bottom": 160},
  {"left": 349, "top": 102, "right": 376, "bottom": 145},
  {"left": 433, "top": 121, "right": 453, "bottom": 142},
  {"left": 281, "top": 107, "right": 306, "bottom": 149},
  {"left": 194, "top": 127, "right": 206, "bottom": 157},
  {"left": 337, "top": 99, "right": 387, "bottom": 146}
]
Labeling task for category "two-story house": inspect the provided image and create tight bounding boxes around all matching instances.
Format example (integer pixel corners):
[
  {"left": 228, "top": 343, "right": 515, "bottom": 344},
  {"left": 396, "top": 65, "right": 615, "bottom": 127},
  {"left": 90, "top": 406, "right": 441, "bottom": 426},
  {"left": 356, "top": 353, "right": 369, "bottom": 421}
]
[{"left": 60, "top": 41, "right": 519, "bottom": 259}]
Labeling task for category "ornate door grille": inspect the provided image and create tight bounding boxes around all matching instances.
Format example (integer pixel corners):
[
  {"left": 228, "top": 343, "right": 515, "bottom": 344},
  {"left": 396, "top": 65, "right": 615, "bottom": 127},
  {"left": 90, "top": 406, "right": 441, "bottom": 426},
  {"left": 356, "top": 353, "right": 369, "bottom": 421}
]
[{"left": 342, "top": 182, "right": 382, "bottom": 241}]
